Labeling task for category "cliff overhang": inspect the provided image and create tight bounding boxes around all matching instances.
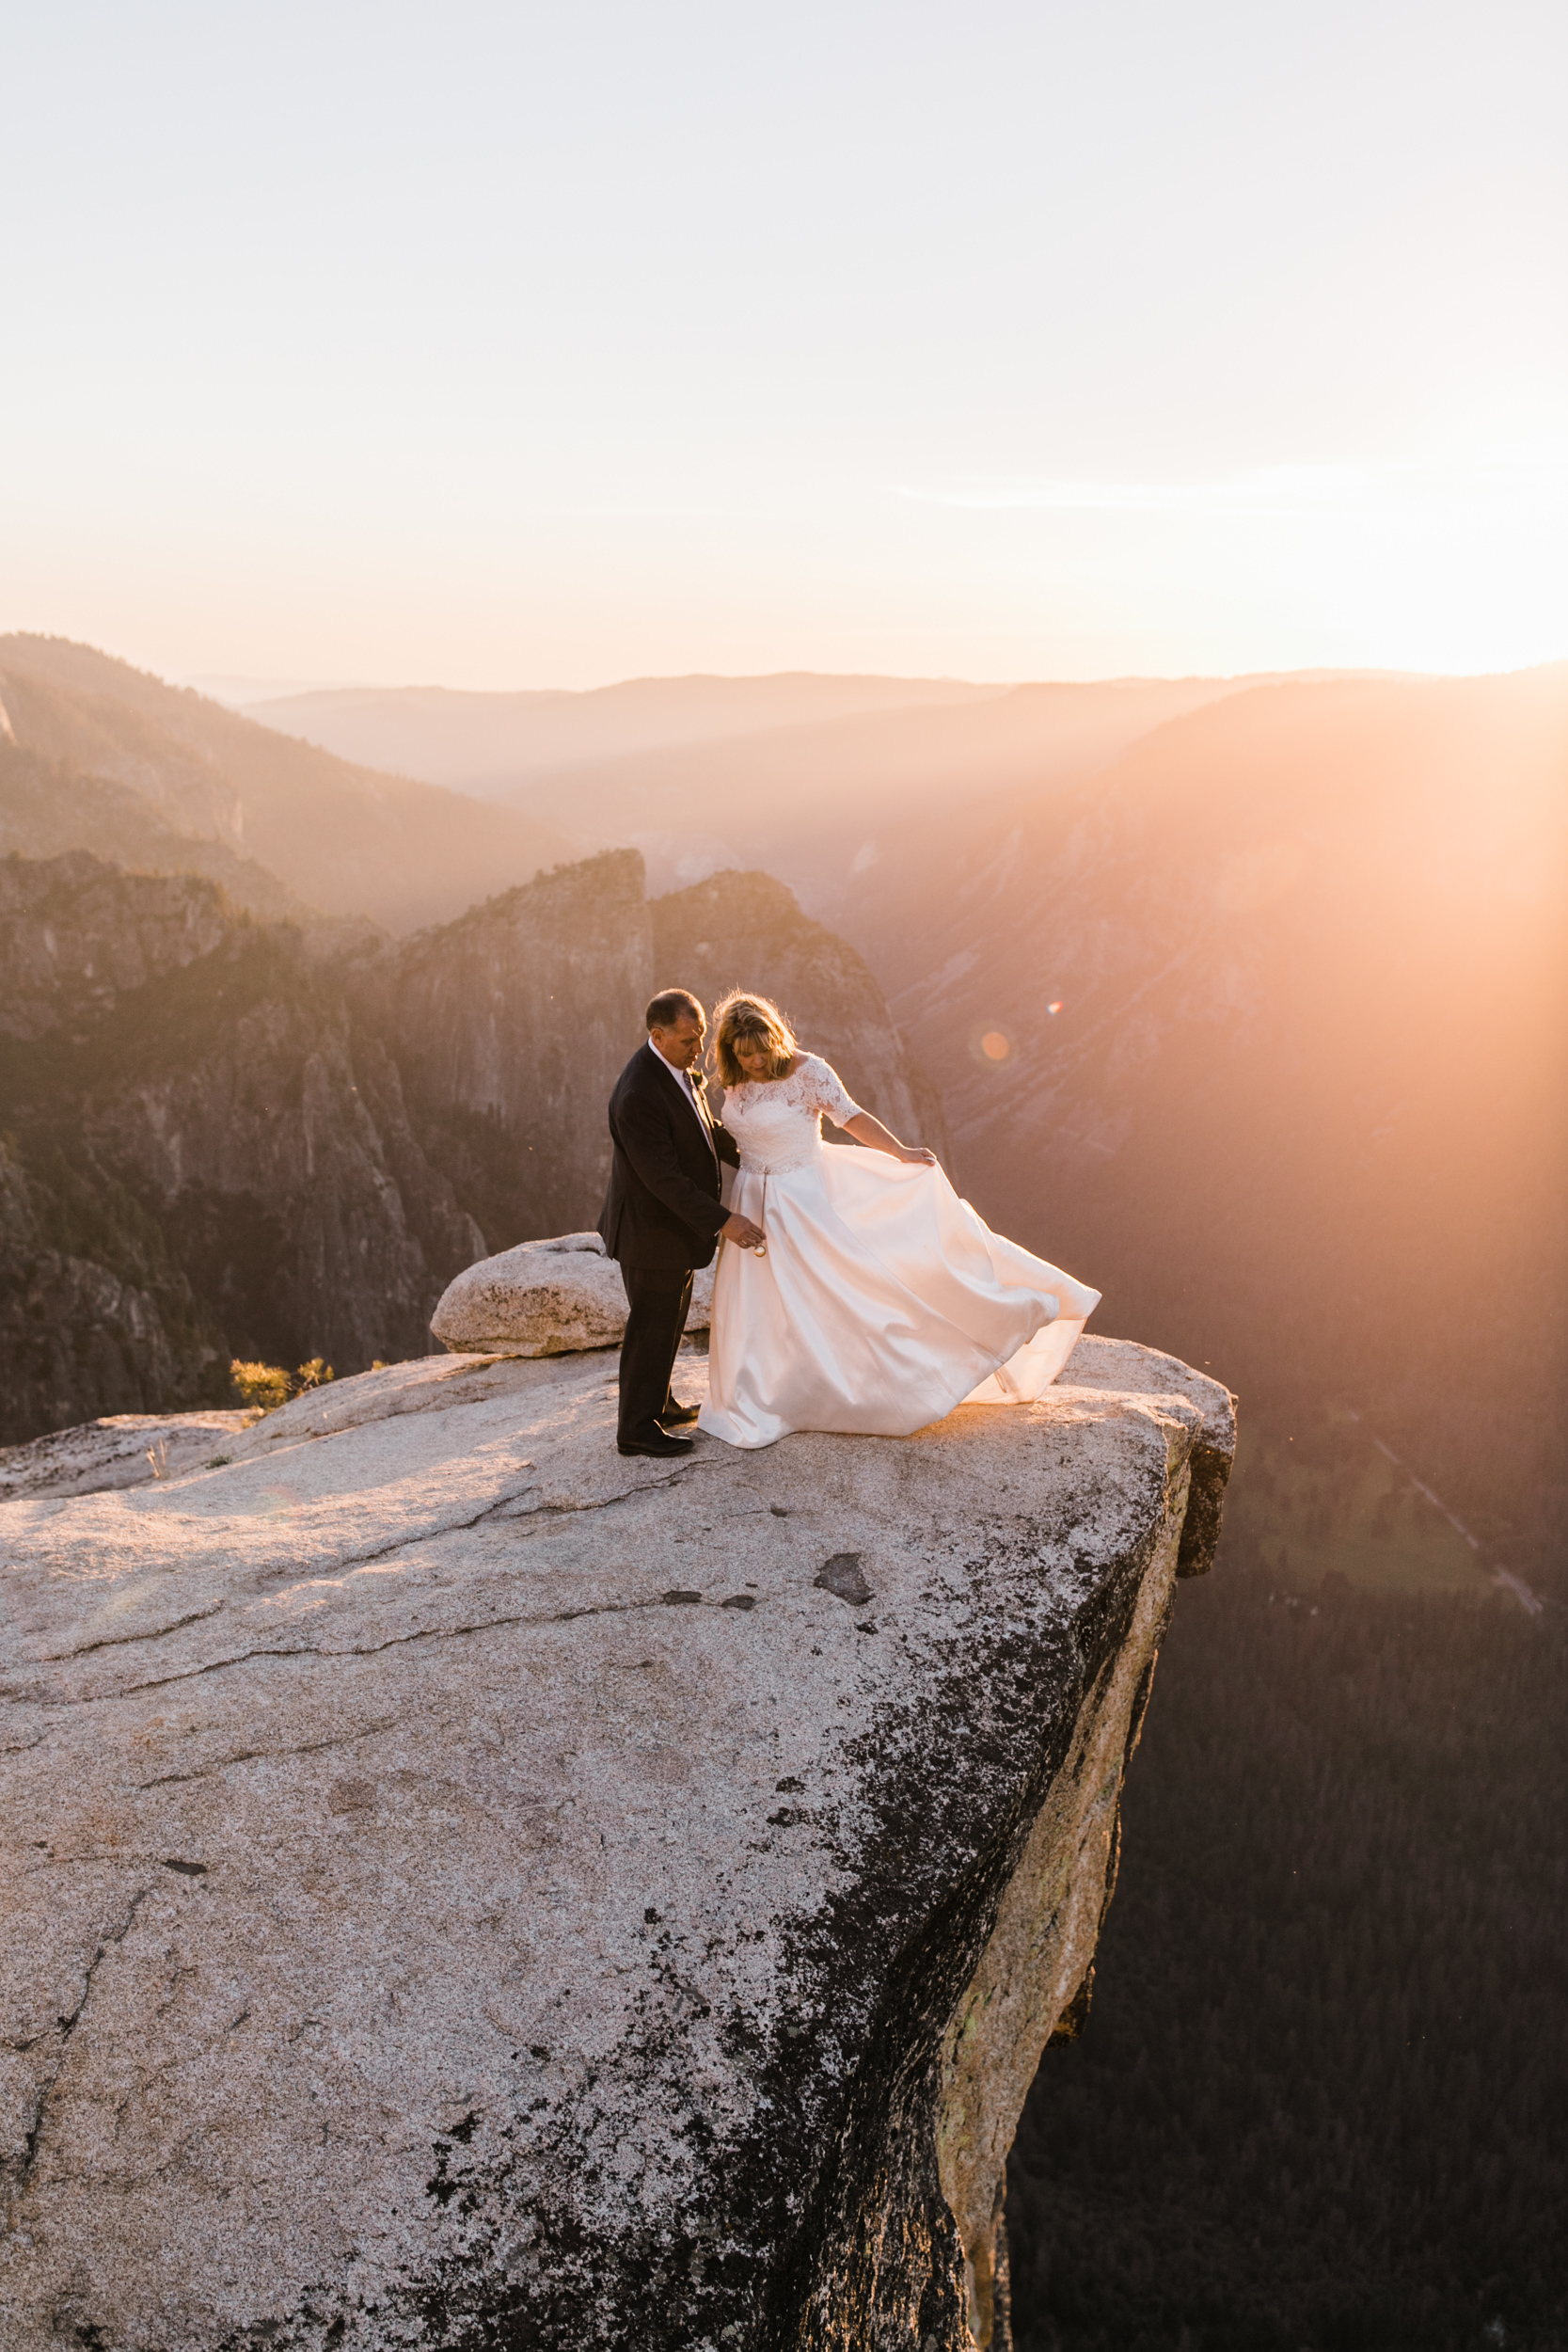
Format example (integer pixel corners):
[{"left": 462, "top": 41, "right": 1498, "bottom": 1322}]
[{"left": 0, "top": 1322, "right": 1232, "bottom": 2351}]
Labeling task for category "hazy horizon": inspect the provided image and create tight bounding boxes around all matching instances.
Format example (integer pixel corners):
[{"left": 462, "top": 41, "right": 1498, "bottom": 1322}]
[{"left": 180, "top": 652, "right": 1565, "bottom": 707}]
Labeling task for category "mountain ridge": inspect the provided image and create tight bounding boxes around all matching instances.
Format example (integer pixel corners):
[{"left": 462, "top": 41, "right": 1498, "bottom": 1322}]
[
  {"left": 0, "top": 636, "right": 575, "bottom": 930},
  {"left": 240, "top": 663, "right": 1397, "bottom": 797},
  {"left": 239, "top": 668, "right": 1015, "bottom": 783}
]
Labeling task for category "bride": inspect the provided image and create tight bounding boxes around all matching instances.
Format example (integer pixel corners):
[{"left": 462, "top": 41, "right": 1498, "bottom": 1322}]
[{"left": 698, "top": 992, "right": 1101, "bottom": 1450}]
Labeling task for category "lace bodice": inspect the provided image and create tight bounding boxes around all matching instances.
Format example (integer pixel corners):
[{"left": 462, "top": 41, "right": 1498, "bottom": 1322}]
[{"left": 720, "top": 1054, "right": 863, "bottom": 1173}]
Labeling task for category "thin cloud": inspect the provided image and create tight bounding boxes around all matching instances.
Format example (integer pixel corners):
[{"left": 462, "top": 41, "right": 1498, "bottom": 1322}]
[{"left": 897, "top": 451, "right": 1568, "bottom": 519}]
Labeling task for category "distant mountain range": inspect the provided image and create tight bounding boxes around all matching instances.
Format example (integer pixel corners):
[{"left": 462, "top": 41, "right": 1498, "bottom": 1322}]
[
  {"left": 240, "top": 671, "right": 1009, "bottom": 786},
  {"left": 239, "top": 666, "right": 1341, "bottom": 904},
  {"left": 0, "top": 636, "right": 574, "bottom": 932}
]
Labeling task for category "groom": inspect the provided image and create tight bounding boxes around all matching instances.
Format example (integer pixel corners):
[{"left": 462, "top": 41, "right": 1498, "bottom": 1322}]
[{"left": 598, "top": 989, "right": 765, "bottom": 1457}]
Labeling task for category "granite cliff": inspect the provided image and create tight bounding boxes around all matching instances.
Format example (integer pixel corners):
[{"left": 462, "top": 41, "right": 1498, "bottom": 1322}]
[
  {"left": 0, "top": 849, "right": 943, "bottom": 1442},
  {"left": 0, "top": 1304, "right": 1233, "bottom": 2352},
  {"left": 352, "top": 851, "right": 653, "bottom": 1254},
  {"left": 0, "top": 853, "right": 481, "bottom": 1438}
]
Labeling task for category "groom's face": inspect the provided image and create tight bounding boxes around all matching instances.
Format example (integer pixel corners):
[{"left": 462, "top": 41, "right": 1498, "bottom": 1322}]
[{"left": 651, "top": 1010, "right": 705, "bottom": 1071}]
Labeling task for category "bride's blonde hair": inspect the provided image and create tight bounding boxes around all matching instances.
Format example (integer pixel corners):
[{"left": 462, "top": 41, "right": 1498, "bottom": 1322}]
[{"left": 713, "top": 991, "right": 798, "bottom": 1088}]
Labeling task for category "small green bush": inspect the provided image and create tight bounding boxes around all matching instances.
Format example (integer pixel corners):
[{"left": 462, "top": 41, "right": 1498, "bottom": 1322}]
[
  {"left": 230, "top": 1359, "right": 292, "bottom": 1411},
  {"left": 229, "top": 1358, "right": 335, "bottom": 1412}
]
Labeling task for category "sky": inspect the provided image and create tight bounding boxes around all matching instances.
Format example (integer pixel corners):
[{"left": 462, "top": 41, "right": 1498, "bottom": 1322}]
[{"left": 3, "top": 0, "right": 1565, "bottom": 690}]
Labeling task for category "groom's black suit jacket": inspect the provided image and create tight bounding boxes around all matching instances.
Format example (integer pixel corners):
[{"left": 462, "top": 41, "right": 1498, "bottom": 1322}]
[{"left": 597, "top": 1042, "right": 740, "bottom": 1271}]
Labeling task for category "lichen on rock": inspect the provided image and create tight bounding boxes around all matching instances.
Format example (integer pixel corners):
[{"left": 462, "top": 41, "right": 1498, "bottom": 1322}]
[{"left": 0, "top": 1301, "right": 1231, "bottom": 2351}]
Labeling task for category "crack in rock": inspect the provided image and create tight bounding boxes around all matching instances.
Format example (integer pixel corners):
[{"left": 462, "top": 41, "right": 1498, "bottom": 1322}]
[
  {"left": 69, "top": 1592, "right": 757, "bottom": 1706},
  {"left": 12, "top": 1887, "right": 150, "bottom": 2198},
  {"left": 137, "top": 1715, "right": 405, "bottom": 1788},
  {"left": 31, "top": 1605, "right": 226, "bottom": 1664},
  {"left": 322, "top": 1484, "right": 544, "bottom": 1571}
]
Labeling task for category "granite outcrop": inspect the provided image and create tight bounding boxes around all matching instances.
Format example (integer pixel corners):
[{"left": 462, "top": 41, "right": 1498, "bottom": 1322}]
[{"left": 0, "top": 1314, "right": 1233, "bottom": 2351}]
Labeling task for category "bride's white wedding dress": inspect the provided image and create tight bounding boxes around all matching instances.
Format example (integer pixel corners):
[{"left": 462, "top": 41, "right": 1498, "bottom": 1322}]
[{"left": 698, "top": 1055, "right": 1101, "bottom": 1450}]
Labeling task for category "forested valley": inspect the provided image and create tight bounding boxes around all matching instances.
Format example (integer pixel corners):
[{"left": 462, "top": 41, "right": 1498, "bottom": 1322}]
[{"left": 1006, "top": 1528, "right": 1566, "bottom": 2352}]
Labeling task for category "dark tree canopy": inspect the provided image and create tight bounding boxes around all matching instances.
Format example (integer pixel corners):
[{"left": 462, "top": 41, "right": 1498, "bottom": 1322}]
[{"left": 1007, "top": 1539, "right": 1567, "bottom": 2352}]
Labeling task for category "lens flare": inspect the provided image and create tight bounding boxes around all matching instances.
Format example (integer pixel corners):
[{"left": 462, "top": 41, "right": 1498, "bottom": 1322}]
[
  {"left": 1047, "top": 1000, "right": 1063, "bottom": 1015},
  {"left": 981, "top": 1030, "right": 1011, "bottom": 1060}
]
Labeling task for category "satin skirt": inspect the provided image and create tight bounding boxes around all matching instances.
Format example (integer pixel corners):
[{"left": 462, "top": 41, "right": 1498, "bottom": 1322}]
[{"left": 698, "top": 1146, "right": 1101, "bottom": 1449}]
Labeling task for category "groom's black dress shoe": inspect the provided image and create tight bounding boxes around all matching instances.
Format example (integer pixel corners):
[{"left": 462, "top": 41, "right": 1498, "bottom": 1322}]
[
  {"left": 617, "top": 1430, "right": 695, "bottom": 1458},
  {"left": 660, "top": 1399, "right": 701, "bottom": 1424}
]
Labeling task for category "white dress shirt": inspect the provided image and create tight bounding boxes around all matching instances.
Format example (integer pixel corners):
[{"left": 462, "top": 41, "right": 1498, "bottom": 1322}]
[{"left": 648, "top": 1039, "right": 717, "bottom": 1161}]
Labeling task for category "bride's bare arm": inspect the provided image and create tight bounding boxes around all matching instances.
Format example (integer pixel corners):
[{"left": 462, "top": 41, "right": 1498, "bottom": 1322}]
[{"left": 840, "top": 1110, "right": 937, "bottom": 1167}]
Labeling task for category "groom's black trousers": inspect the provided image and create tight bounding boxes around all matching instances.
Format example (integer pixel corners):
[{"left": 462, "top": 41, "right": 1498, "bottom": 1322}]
[{"left": 617, "top": 1263, "right": 695, "bottom": 1445}]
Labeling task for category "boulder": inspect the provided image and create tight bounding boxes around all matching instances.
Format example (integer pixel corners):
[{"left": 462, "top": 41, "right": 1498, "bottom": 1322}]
[
  {"left": 429, "top": 1230, "right": 715, "bottom": 1355},
  {"left": 0, "top": 1322, "right": 1233, "bottom": 2352}
]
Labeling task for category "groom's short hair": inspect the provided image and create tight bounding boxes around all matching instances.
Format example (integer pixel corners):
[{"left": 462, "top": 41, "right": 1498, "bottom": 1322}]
[{"left": 646, "top": 987, "right": 705, "bottom": 1031}]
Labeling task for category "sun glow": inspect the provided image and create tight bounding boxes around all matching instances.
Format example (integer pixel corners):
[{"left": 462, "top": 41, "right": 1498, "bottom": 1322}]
[{"left": 894, "top": 436, "right": 1568, "bottom": 680}]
